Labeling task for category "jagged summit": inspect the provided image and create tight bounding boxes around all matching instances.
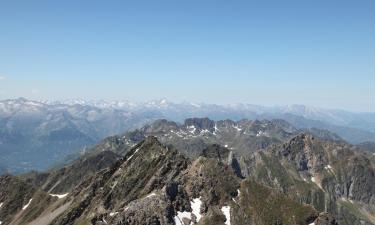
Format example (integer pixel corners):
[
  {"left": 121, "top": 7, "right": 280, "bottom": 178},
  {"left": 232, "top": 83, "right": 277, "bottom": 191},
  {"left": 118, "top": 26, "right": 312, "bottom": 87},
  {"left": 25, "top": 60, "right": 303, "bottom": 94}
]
[
  {"left": 119, "top": 118, "right": 302, "bottom": 159},
  {"left": 184, "top": 117, "right": 216, "bottom": 133}
]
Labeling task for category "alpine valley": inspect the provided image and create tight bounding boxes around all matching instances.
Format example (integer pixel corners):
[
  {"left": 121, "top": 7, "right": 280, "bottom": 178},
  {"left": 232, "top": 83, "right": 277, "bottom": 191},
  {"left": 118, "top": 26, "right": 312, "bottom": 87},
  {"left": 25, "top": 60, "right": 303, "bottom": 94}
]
[{"left": 0, "top": 117, "right": 374, "bottom": 225}]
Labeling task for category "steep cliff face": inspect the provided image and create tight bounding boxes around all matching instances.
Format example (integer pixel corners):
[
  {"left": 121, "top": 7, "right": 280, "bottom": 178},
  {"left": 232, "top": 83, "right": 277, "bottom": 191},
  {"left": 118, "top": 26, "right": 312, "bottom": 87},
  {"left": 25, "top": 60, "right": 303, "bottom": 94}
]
[{"left": 241, "top": 134, "right": 375, "bottom": 225}]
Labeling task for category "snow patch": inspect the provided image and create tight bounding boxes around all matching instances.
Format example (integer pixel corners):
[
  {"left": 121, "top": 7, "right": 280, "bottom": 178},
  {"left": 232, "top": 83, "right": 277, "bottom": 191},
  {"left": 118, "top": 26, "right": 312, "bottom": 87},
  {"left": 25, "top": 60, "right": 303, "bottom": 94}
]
[
  {"left": 174, "top": 197, "right": 203, "bottom": 224},
  {"left": 111, "top": 180, "right": 118, "bottom": 189},
  {"left": 233, "top": 125, "right": 242, "bottom": 131},
  {"left": 309, "top": 222, "right": 315, "bottom": 225},
  {"left": 187, "top": 125, "right": 196, "bottom": 134},
  {"left": 174, "top": 211, "right": 191, "bottom": 225},
  {"left": 0, "top": 202, "right": 3, "bottom": 208},
  {"left": 200, "top": 129, "right": 210, "bottom": 135},
  {"left": 311, "top": 176, "right": 323, "bottom": 189},
  {"left": 171, "top": 130, "right": 184, "bottom": 137},
  {"left": 126, "top": 148, "right": 140, "bottom": 162},
  {"left": 224, "top": 145, "right": 228, "bottom": 148},
  {"left": 340, "top": 197, "right": 354, "bottom": 204},
  {"left": 221, "top": 206, "right": 231, "bottom": 225},
  {"left": 146, "top": 193, "right": 156, "bottom": 198},
  {"left": 213, "top": 124, "right": 219, "bottom": 135},
  {"left": 256, "top": 130, "right": 266, "bottom": 137},
  {"left": 109, "top": 212, "right": 118, "bottom": 217},
  {"left": 191, "top": 197, "right": 202, "bottom": 222},
  {"left": 325, "top": 165, "right": 332, "bottom": 170},
  {"left": 50, "top": 193, "right": 69, "bottom": 199},
  {"left": 22, "top": 198, "right": 33, "bottom": 210}
]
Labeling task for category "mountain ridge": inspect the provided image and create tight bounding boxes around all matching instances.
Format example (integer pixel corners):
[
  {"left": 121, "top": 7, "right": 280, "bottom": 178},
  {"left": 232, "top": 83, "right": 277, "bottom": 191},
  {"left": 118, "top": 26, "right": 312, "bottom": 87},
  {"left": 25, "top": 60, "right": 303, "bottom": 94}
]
[
  {"left": 2, "top": 97, "right": 375, "bottom": 174},
  {"left": 0, "top": 128, "right": 372, "bottom": 224}
]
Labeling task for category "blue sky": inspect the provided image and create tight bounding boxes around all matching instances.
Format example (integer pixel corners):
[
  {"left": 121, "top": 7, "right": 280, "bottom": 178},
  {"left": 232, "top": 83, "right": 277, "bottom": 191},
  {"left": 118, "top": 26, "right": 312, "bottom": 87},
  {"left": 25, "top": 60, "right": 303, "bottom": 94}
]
[{"left": 0, "top": 0, "right": 374, "bottom": 111}]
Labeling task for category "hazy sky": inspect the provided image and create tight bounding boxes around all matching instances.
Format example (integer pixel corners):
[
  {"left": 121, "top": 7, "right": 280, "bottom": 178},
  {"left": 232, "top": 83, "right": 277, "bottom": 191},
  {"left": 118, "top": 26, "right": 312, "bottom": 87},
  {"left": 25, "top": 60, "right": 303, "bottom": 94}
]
[{"left": 0, "top": 1, "right": 374, "bottom": 111}]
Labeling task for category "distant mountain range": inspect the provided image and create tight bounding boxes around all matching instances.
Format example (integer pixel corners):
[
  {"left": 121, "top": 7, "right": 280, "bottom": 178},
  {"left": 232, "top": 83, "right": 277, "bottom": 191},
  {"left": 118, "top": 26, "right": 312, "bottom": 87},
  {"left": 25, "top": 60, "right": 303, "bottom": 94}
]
[
  {"left": 45, "top": 98, "right": 375, "bottom": 134},
  {"left": 1, "top": 97, "right": 375, "bottom": 173},
  {"left": 0, "top": 98, "right": 156, "bottom": 173}
]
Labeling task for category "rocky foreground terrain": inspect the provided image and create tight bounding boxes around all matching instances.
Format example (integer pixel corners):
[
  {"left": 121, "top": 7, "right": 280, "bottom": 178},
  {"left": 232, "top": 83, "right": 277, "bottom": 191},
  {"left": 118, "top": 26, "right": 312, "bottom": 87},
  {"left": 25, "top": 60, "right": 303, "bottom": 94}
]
[{"left": 0, "top": 119, "right": 374, "bottom": 225}]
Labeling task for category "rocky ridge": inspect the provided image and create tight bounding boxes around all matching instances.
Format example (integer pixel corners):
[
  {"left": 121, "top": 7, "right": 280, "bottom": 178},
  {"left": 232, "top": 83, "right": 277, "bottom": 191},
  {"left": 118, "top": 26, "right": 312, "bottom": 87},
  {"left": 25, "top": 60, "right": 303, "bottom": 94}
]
[{"left": 0, "top": 120, "right": 374, "bottom": 224}]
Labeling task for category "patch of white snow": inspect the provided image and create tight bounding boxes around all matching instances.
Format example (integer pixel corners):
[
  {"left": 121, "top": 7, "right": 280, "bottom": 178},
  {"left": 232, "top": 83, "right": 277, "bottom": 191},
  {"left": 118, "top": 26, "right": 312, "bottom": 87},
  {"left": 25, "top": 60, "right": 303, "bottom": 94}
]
[
  {"left": 174, "top": 211, "right": 191, "bottom": 225},
  {"left": 221, "top": 206, "right": 231, "bottom": 225},
  {"left": 191, "top": 197, "right": 202, "bottom": 222},
  {"left": 22, "top": 198, "right": 33, "bottom": 210},
  {"left": 187, "top": 125, "right": 196, "bottom": 134},
  {"left": 49, "top": 193, "right": 69, "bottom": 199},
  {"left": 311, "top": 176, "right": 323, "bottom": 189},
  {"left": 109, "top": 212, "right": 118, "bottom": 217},
  {"left": 174, "top": 197, "right": 203, "bottom": 224},
  {"left": 126, "top": 148, "right": 140, "bottom": 162},
  {"left": 214, "top": 124, "right": 219, "bottom": 135},
  {"left": 200, "top": 129, "right": 210, "bottom": 135},
  {"left": 146, "top": 193, "right": 156, "bottom": 198},
  {"left": 233, "top": 125, "right": 242, "bottom": 131}
]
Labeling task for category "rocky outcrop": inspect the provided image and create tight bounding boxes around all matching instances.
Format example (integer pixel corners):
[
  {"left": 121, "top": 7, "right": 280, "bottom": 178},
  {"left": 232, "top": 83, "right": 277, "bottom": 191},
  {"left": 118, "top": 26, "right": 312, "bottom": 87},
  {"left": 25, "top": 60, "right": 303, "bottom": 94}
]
[
  {"left": 247, "top": 133, "right": 375, "bottom": 225},
  {"left": 184, "top": 118, "right": 216, "bottom": 133},
  {"left": 141, "top": 119, "right": 180, "bottom": 134}
]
